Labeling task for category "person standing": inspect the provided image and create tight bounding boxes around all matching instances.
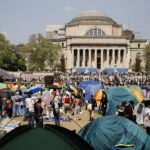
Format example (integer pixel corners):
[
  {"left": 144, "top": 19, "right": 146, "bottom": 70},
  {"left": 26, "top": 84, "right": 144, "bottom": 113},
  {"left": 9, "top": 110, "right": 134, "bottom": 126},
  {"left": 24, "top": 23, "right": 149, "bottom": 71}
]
[
  {"left": 101, "top": 93, "right": 108, "bottom": 116},
  {"left": 122, "top": 101, "right": 133, "bottom": 121},
  {"left": 14, "top": 87, "right": 22, "bottom": 117},
  {"left": 52, "top": 94, "right": 61, "bottom": 126},
  {"left": 88, "top": 95, "right": 96, "bottom": 121},
  {"left": 34, "top": 98, "right": 43, "bottom": 127},
  {"left": 27, "top": 93, "right": 36, "bottom": 128},
  {"left": 143, "top": 101, "right": 150, "bottom": 135},
  {"left": 6, "top": 96, "right": 13, "bottom": 118}
]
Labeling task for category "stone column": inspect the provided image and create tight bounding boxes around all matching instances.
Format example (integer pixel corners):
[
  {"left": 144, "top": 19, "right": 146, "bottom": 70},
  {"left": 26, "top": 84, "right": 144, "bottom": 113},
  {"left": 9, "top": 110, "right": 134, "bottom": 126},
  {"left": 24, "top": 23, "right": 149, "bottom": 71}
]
[
  {"left": 101, "top": 49, "right": 104, "bottom": 70},
  {"left": 123, "top": 50, "right": 126, "bottom": 68},
  {"left": 82, "top": 49, "right": 85, "bottom": 68},
  {"left": 77, "top": 49, "right": 80, "bottom": 68},
  {"left": 107, "top": 49, "right": 109, "bottom": 68},
  {"left": 112, "top": 49, "right": 115, "bottom": 68},
  {"left": 117, "top": 49, "right": 121, "bottom": 68},
  {"left": 72, "top": 49, "right": 74, "bottom": 68},
  {"left": 88, "top": 49, "right": 91, "bottom": 67},
  {"left": 95, "top": 50, "right": 97, "bottom": 68},
  {"left": 127, "top": 47, "right": 131, "bottom": 69}
]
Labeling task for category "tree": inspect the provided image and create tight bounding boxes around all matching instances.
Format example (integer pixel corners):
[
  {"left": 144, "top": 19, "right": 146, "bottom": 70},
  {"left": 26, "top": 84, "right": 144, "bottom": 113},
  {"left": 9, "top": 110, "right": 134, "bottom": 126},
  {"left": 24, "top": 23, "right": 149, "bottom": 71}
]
[
  {"left": 0, "top": 33, "right": 26, "bottom": 71},
  {"left": 22, "top": 33, "right": 61, "bottom": 71},
  {"left": 131, "top": 55, "right": 142, "bottom": 72},
  {"left": 144, "top": 44, "right": 150, "bottom": 71}
]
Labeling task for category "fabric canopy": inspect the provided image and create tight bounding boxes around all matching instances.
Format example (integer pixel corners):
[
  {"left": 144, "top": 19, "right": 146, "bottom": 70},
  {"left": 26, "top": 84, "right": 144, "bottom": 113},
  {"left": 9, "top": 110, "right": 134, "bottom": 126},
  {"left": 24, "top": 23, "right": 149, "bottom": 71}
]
[
  {"left": 76, "top": 68, "right": 98, "bottom": 73},
  {"left": 104, "top": 87, "right": 138, "bottom": 115},
  {"left": 105, "top": 68, "right": 127, "bottom": 75},
  {"left": 78, "top": 116, "right": 150, "bottom": 150},
  {"left": 0, "top": 125, "right": 93, "bottom": 150},
  {"left": 94, "top": 89, "right": 104, "bottom": 105}
]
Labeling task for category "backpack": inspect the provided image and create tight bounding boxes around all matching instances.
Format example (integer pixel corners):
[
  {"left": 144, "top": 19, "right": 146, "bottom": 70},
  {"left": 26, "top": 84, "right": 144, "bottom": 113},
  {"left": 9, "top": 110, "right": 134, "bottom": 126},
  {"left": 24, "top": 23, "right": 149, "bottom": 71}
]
[{"left": 7, "top": 101, "right": 13, "bottom": 109}]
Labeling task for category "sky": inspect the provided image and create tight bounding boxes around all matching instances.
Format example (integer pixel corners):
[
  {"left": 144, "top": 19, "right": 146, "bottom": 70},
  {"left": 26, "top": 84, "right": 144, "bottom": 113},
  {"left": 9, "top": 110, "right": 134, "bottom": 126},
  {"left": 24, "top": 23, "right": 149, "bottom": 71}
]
[{"left": 0, "top": 0, "right": 150, "bottom": 44}]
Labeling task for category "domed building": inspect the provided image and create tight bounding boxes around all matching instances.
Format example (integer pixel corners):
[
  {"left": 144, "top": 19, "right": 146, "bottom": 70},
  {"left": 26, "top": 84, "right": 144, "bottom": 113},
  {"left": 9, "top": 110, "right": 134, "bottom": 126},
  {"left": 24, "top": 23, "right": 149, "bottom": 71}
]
[{"left": 46, "top": 10, "right": 147, "bottom": 72}]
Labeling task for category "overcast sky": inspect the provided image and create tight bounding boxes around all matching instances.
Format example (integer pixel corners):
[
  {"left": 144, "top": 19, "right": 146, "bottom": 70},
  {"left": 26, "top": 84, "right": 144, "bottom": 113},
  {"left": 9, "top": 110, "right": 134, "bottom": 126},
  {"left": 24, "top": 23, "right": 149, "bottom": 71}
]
[{"left": 0, "top": 0, "right": 150, "bottom": 44}]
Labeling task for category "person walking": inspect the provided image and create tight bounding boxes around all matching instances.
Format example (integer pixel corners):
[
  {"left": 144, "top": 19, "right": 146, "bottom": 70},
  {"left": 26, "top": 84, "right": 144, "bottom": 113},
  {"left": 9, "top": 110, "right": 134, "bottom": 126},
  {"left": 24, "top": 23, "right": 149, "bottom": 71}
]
[{"left": 88, "top": 95, "right": 96, "bottom": 121}]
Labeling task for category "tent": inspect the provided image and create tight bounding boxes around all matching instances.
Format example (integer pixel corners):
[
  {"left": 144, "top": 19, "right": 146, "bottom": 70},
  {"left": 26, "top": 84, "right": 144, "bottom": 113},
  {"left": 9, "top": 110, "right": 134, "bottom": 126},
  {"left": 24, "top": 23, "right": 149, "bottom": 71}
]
[
  {"left": 104, "top": 87, "right": 138, "bottom": 115},
  {"left": 78, "top": 116, "right": 150, "bottom": 150},
  {"left": 78, "top": 80, "right": 99, "bottom": 89},
  {"left": 78, "top": 81, "right": 104, "bottom": 100},
  {"left": 0, "top": 125, "right": 93, "bottom": 150},
  {"left": 94, "top": 89, "right": 104, "bottom": 105}
]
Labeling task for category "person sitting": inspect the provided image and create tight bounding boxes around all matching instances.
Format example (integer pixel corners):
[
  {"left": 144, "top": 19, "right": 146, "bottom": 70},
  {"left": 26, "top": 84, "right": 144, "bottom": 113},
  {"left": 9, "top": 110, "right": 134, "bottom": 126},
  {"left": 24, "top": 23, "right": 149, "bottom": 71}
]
[{"left": 115, "top": 105, "right": 124, "bottom": 116}]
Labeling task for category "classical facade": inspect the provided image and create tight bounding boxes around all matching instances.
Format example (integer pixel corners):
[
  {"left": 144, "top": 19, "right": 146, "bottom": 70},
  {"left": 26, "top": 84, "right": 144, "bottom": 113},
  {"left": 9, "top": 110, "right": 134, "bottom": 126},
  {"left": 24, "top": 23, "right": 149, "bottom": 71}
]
[{"left": 46, "top": 10, "right": 147, "bottom": 72}]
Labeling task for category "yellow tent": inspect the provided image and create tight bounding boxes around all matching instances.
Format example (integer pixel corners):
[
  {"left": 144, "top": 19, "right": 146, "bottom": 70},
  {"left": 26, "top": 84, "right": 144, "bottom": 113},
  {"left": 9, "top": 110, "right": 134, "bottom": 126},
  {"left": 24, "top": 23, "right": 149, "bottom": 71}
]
[
  {"left": 8, "top": 84, "right": 16, "bottom": 91},
  {"left": 131, "top": 89, "right": 144, "bottom": 103},
  {"left": 94, "top": 89, "right": 104, "bottom": 105}
]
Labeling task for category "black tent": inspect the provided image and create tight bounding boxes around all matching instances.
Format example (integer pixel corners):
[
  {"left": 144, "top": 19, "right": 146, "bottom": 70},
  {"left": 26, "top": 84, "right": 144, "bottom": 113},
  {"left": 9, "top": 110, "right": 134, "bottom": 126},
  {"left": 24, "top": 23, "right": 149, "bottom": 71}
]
[{"left": 0, "top": 125, "right": 93, "bottom": 150}]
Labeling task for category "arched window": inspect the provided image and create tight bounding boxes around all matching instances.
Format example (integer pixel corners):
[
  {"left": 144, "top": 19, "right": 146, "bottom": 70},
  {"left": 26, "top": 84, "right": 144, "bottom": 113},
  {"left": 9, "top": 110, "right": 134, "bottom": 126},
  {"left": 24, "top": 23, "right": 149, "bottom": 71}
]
[{"left": 85, "top": 28, "right": 105, "bottom": 37}]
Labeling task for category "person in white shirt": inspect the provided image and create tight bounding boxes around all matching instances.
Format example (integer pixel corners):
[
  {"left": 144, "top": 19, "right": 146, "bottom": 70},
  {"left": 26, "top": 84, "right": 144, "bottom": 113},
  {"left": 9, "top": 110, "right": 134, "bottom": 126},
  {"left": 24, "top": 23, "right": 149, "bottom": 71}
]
[
  {"left": 143, "top": 101, "right": 150, "bottom": 135},
  {"left": 26, "top": 93, "right": 36, "bottom": 128}
]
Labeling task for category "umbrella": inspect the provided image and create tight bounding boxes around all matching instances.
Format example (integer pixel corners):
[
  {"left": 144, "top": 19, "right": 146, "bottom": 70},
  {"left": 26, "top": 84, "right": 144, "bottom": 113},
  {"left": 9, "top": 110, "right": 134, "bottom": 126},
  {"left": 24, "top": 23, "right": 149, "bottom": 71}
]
[
  {"left": 47, "top": 85, "right": 60, "bottom": 90},
  {"left": 26, "top": 86, "right": 43, "bottom": 94},
  {"left": 0, "top": 90, "right": 15, "bottom": 98},
  {"left": 53, "top": 83, "right": 60, "bottom": 87},
  {"left": 0, "top": 83, "right": 7, "bottom": 90}
]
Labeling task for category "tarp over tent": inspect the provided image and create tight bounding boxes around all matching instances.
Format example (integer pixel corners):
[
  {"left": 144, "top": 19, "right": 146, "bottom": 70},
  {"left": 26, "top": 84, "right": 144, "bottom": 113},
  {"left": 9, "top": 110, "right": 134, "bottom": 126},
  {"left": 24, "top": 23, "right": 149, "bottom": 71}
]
[
  {"left": 78, "top": 81, "right": 104, "bottom": 100},
  {"left": 78, "top": 116, "right": 150, "bottom": 150},
  {"left": 0, "top": 125, "right": 93, "bottom": 150},
  {"left": 104, "top": 87, "right": 138, "bottom": 115}
]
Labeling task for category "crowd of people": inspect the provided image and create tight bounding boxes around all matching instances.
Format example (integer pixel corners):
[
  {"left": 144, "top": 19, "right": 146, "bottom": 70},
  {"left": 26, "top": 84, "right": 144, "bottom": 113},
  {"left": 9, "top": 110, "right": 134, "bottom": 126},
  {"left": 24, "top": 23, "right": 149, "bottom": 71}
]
[{"left": 0, "top": 71, "right": 150, "bottom": 136}]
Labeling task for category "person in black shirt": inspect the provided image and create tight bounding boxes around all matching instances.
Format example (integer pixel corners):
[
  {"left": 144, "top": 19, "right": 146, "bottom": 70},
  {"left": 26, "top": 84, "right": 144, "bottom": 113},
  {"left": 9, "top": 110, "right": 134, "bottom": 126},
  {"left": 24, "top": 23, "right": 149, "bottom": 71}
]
[
  {"left": 122, "top": 101, "right": 133, "bottom": 121},
  {"left": 101, "top": 93, "right": 108, "bottom": 116}
]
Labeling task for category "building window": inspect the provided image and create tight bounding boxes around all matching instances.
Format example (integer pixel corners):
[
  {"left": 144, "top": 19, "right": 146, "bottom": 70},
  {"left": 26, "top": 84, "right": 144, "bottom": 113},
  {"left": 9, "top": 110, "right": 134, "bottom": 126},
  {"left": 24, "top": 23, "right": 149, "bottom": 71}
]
[
  {"left": 138, "top": 43, "right": 140, "bottom": 48},
  {"left": 85, "top": 28, "right": 105, "bottom": 37}
]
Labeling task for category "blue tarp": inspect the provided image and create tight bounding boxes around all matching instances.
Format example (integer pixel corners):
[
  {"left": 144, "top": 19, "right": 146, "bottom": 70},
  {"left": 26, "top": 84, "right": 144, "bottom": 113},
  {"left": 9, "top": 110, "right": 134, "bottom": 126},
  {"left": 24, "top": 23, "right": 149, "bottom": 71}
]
[
  {"left": 76, "top": 68, "right": 98, "bottom": 73},
  {"left": 78, "top": 80, "right": 104, "bottom": 100},
  {"left": 105, "top": 68, "right": 127, "bottom": 75},
  {"left": 104, "top": 87, "right": 138, "bottom": 115},
  {"left": 78, "top": 116, "right": 150, "bottom": 150}
]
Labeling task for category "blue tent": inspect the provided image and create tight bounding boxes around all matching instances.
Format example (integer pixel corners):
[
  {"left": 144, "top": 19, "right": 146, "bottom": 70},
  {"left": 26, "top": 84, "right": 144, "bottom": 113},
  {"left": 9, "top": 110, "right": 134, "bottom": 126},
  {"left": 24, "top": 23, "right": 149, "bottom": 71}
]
[
  {"left": 104, "top": 87, "right": 138, "bottom": 115},
  {"left": 78, "top": 81, "right": 104, "bottom": 100},
  {"left": 78, "top": 80, "right": 99, "bottom": 89},
  {"left": 78, "top": 116, "right": 150, "bottom": 150}
]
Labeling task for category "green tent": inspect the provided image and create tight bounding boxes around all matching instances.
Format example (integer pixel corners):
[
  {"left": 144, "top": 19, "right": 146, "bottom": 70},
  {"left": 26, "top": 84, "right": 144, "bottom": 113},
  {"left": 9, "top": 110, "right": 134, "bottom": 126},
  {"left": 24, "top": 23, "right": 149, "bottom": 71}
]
[
  {"left": 127, "top": 85, "right": 144, "bottom": 97},
  {"left": 0, "top": 125, "right": 93, "bottom": 150},
  {"left": 104, "top": 87, "right": 138, "bottom": 115}
]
